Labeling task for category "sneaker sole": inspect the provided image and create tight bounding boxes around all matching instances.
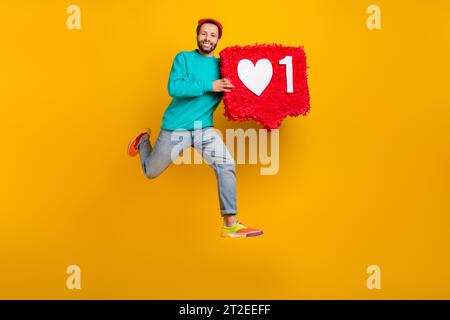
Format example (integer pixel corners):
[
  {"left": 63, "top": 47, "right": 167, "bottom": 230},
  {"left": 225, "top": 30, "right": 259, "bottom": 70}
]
[
  {"left": 127, "top": 130, "right": 150, "bottom": 157},
  {"left": 221, "top": 230, "right": 264, "bottom": 238}
]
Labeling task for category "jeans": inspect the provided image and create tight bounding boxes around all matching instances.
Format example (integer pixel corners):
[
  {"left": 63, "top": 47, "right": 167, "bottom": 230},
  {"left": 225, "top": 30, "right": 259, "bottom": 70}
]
[{"left": 137, "top": 126, "right": 237, "bottom": 216}]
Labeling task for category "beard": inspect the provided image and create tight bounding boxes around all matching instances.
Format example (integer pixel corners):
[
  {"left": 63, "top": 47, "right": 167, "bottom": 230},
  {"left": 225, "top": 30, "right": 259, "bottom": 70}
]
[{"left": 196, "top": 39, "right": 217, "bottom": 54}]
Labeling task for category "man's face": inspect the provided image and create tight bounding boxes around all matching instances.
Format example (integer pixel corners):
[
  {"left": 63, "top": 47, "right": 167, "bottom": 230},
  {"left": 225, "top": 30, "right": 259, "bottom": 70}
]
[{"left": 197, "top": 23, "right": 220, "bottom": 54}]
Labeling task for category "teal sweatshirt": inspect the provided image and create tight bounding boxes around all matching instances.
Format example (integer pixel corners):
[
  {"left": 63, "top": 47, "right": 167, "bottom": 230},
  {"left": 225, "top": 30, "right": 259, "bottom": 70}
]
[{"left": 161, "top": 49, "right": 223, "bottom": 131}]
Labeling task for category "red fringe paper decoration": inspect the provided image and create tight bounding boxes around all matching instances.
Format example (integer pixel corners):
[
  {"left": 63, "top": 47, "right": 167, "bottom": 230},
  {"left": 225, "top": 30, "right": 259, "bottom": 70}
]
[{"left": 219, "top": 43, "right": 310, "bottom": 130}]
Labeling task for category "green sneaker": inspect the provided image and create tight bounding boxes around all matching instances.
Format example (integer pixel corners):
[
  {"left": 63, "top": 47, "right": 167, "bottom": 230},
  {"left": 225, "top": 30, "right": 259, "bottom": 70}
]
[{"left": 221, "top": 220, "right": 263, "bottom": 238}]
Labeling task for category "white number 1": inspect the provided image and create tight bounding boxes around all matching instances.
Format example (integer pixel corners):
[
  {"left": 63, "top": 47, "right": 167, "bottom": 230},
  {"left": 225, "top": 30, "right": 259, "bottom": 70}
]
[{"left": 279, "top": 56, "right": 294, "bottom": 93}]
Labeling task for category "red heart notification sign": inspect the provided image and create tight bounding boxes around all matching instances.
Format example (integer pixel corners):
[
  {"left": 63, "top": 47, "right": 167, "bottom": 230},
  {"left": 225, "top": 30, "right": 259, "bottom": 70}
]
[{"left": 220, "top": 44, "right": 310, "bottom": 130}]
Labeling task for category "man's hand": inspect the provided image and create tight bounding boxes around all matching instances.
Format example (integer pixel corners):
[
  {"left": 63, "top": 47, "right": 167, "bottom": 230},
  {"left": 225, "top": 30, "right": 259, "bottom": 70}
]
[{"left": 212, "top": 78, "right": 235, "bottom": 92}]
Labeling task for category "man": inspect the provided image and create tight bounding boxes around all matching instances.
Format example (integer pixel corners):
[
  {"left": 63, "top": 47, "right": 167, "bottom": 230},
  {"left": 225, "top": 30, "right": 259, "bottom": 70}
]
[{"left": 127, "top": 18, "right": 263, "bottom": 238}]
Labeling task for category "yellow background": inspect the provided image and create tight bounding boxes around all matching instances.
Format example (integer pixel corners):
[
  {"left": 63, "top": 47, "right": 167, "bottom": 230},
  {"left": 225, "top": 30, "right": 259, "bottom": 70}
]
[{"left": 1, "top": 0, "right": 449, "bottom": 299}]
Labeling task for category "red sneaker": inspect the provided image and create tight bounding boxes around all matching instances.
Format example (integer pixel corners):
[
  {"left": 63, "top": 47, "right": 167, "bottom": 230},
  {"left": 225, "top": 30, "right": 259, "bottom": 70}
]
[{"left": 127, "top": 128, "right": 151, "bottom": 157}]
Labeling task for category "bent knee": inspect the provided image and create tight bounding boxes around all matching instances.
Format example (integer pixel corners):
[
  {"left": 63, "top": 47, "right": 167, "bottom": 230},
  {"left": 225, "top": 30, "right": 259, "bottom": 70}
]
[{"left": 144, "top": 169, "right": 160, "bottom": 180}]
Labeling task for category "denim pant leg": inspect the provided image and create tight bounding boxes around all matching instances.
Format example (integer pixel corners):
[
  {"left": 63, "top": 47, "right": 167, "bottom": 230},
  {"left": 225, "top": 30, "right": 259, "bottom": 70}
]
[
  {"left": 138, "top": 129, "right": 192, "bottom": 179},
  {"left": 193, "top": 127, "right": 237, "bottom": 216}
]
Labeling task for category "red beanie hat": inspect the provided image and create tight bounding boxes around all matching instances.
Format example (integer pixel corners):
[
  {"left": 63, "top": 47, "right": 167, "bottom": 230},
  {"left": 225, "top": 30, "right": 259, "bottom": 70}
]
[{"left": 197, "top": 18, "right": 223, "bottom": 38}]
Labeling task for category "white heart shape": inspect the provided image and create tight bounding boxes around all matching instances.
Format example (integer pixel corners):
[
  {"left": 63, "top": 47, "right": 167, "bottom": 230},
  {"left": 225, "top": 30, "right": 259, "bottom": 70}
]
[{"left": 237, "top": 59, "right": 273, "bottom": 96}]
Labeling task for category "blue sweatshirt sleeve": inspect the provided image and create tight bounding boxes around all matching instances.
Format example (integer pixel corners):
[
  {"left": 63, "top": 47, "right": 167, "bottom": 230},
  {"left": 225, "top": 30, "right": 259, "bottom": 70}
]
[{"left": 167, "top": 52, "right": 213, "bottom": 98}]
